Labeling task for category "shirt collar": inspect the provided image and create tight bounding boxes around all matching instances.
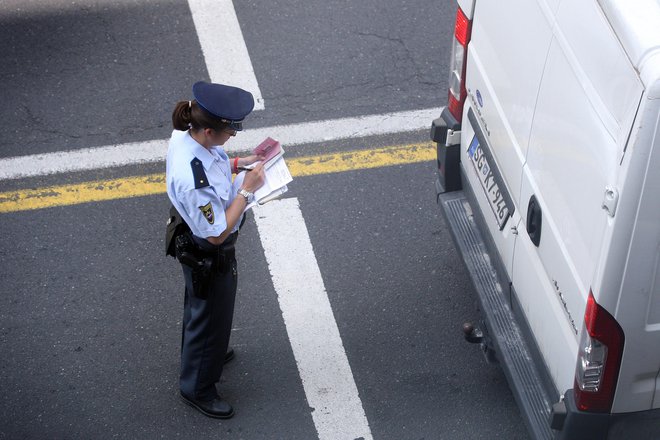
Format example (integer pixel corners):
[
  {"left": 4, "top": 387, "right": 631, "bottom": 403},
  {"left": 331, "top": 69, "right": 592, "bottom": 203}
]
[{"left": 185, "top": 131, "right": 221, "bottom": 171}]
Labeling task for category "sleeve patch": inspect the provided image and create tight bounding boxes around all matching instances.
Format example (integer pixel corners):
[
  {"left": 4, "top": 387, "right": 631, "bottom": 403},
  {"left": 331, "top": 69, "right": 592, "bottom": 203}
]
[{"left": 199, "top": 202, "right": 215, "bottom": 224}]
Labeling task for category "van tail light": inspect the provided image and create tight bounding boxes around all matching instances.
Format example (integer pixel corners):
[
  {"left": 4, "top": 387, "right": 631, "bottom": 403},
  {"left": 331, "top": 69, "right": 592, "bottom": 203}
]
[
  {"left": 447, "top": 6, "right": 472, "bottom": 123},
  {"left": 574, "top": 291, "right": 625, "bottom": 413}
]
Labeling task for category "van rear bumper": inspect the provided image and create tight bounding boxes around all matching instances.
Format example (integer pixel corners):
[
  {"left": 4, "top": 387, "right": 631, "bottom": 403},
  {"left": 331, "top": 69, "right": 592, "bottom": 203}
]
[
  {"left": 436, "top": 187, "right": 556, "bottom": 440},
  {"left": 432, "top": 109, "right": 555, "bottom": 440},
  {"left": 553, "top": 390, "right": 660, "bottom": 440}
]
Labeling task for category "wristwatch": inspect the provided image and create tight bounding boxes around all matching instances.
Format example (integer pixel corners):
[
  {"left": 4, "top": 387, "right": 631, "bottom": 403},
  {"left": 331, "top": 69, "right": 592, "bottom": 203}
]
[{"left": 238, "top": 188, "right": 254, "bottom": 203}]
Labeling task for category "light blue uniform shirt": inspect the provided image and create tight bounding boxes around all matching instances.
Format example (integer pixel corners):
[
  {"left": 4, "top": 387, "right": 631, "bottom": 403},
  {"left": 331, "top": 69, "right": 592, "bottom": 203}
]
[{"left": 166, "top": 129, "right": 242, "bottom": 239}]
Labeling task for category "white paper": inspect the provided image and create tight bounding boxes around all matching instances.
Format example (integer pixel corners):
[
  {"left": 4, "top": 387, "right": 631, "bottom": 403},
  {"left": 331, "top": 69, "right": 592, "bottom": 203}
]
[{"left": 239, "top": 157, "right": 293, "bottom": 211}]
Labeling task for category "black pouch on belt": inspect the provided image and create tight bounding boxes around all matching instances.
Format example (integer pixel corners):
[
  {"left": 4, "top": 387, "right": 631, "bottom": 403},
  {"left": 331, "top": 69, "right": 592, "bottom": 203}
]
[{"left": 165, "top": 205, "right": 189, "bottom": 257}]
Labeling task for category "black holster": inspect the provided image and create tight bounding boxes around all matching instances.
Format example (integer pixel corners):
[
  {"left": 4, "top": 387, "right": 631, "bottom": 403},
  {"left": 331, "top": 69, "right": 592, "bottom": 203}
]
[
  {"left": 175, "top": 230, "right": 237, "bottom": 299},
  {"left": 174, "top": 232, "right": 209, "bottom": 299}
]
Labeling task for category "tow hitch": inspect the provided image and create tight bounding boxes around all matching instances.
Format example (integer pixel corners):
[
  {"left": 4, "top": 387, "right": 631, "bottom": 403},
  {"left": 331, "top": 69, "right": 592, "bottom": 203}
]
[{"left": 463, "top": 322, "right": 498, "bottom": 363}]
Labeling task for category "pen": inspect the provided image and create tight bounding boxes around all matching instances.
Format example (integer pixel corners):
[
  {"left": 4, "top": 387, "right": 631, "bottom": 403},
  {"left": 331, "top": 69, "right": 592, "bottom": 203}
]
[{"left": 237, "top": 166, "right": 252, "bottom": 172}]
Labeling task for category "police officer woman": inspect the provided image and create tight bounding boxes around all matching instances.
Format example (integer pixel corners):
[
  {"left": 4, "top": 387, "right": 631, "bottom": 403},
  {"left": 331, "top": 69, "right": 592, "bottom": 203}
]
[{"left": 166, "top": 81, "right": 265, "bottom": 419}]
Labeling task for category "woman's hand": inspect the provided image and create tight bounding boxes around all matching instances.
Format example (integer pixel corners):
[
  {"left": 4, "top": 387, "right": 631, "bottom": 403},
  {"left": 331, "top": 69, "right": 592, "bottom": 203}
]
[
  {"left": 241, "top": 161, "right": 265, "bottom": 193},
  {"left": 238, "top": 154, "right": 264, "bottom": 168}
]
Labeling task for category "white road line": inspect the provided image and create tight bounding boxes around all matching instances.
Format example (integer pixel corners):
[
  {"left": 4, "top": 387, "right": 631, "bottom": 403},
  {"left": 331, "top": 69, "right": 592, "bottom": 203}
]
[
  {"left": 0, "top": 107, "right": 440, "bottom": 180},
  {"left": 188, "top": 0, "right": 264, "bottom": 110},
  {"left": 254, "top": 198, "right": 373, "bottom": 440}
]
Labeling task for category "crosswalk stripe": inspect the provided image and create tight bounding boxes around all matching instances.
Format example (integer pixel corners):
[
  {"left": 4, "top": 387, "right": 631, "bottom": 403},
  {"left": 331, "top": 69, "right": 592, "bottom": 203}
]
[
  {"left": 0, "top": 108, "right": 439, "bottom": 181},
  {"left": 255, "top": 198, "right": 373, "bottom": 440},
  {"left": 0, "top": 143, "right": 434, "bottom": 213},
  {"left": 188, "top": 0, "right": 265, "bottom": 110}
]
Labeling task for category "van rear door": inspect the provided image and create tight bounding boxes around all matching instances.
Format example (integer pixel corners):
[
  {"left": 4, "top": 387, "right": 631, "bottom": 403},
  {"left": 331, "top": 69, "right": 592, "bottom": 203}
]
[
  {"left": 513, "top": 0, "right": 644, "bottom": 393},
  {"left": 461, "top": 0, "right": 559, "bottom": 277}
]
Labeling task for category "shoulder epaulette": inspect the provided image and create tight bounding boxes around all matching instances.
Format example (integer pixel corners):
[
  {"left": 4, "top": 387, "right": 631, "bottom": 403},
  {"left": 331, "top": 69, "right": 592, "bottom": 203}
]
[{"left": 190, "top": 157, "right": 209, "bottom": 189}]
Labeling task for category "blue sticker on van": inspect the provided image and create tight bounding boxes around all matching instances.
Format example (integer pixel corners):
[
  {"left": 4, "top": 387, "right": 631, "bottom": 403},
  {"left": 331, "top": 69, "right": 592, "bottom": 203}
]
[
  {"left": 468, "top": 135, "right": 479, "bottom": 157},
  {"left": 476, "top": 89, "right": 483, "bottom": 107}
]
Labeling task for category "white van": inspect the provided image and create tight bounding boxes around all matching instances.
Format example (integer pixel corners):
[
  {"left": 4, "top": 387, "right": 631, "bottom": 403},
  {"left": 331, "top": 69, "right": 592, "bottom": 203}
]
[{"left": 431, "top": 0, "right": 660, "bottom": 438}]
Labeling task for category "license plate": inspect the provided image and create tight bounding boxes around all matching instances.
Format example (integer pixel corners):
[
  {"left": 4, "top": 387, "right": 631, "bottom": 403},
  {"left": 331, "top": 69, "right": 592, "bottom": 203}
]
[{"left": 467, "top": 135, "right": 510, "bottom": 229}]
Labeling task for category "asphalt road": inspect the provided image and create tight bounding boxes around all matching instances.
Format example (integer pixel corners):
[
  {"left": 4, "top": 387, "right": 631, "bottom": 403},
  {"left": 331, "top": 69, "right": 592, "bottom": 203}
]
[{"left": 0, "top": 1, "right": 529, "bottom": 439}]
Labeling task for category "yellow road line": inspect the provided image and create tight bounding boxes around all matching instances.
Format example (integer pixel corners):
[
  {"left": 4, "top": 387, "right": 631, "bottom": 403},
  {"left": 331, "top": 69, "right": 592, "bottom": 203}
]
[{"left": 0, "top": 142, "right": 435, "bottom": 213}]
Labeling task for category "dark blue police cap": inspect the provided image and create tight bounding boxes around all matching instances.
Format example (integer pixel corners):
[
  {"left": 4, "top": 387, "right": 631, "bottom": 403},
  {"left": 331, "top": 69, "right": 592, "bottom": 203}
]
[{"left": 192, "top": 81, "right": 254, "bottom": 131}]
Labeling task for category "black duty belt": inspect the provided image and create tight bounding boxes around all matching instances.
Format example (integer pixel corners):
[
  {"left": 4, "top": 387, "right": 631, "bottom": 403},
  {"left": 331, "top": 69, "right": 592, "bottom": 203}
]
[
  {"left": 177, "top": 231, "right": 238, "bottom": 274},
  {"left": 195, "top": 232, "right": 237, "bottom": 259}
]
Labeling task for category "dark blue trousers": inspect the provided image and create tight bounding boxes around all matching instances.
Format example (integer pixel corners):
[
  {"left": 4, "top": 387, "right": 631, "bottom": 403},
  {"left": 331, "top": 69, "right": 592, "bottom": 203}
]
[{"left": 179, "top": 259, "right": 237, "bottom": 401}]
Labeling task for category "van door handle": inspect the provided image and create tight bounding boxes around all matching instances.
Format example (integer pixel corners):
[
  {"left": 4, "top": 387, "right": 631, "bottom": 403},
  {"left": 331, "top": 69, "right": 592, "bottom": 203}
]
[{"left": 526, "top": 195, "right": 542, "bottom": 247}]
